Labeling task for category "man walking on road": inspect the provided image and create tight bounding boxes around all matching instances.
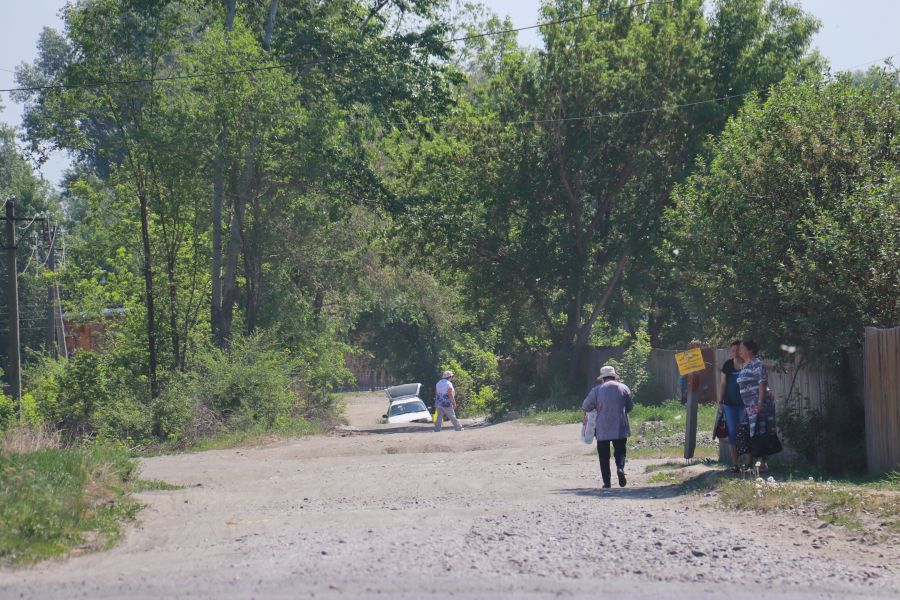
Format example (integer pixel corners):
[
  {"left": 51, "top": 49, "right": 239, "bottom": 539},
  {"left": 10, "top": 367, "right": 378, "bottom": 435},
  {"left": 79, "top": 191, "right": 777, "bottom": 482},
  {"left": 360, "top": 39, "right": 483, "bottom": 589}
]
[
  {"left": 434, "top": 370, "right": 464, "bottom": 432},
  {"left": 583, "top": 365, "right": 633, "bottom": 488}
]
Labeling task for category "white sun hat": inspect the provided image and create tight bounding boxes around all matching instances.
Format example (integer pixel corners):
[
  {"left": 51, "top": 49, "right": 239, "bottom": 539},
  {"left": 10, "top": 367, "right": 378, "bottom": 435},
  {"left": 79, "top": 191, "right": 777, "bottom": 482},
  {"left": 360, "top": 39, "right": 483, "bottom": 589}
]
[{"left": 597, "top": 365, "right": 618, "bottom": 380}]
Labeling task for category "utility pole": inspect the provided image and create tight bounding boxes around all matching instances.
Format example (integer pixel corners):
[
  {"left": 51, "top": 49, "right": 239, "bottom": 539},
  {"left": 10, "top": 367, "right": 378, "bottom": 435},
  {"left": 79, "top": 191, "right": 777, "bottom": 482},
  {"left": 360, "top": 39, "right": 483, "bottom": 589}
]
[
  {"left": 44, "top": 218, "right": 66, "bottom": 359},
  {"left": 5, "top": 197, "right": 22, "bottom": 404}
]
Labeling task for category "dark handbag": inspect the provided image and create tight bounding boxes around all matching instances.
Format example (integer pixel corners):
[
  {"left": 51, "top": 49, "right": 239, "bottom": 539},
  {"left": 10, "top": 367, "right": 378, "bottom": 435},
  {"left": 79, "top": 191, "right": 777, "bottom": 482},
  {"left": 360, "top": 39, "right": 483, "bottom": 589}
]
[
  {"left": 735, "top": 422, "right": 751, "bottom": 456},
  {"left": 713, "top": 410, "right": 728, "bottom": 440},
  {"left": 751, "top": 430, "right": 783, "bottom": 457}
]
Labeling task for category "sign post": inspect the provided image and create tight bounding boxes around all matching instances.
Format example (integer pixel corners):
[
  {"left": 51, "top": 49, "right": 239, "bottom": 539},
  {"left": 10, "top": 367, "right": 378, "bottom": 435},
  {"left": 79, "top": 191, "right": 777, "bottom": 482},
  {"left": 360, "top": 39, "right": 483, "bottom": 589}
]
[
  {"left": 675, "top": 347, "right": 706, "bottom": 460},
  {"left": 675, "top": 348, "right": 705, "bottom": 377}
]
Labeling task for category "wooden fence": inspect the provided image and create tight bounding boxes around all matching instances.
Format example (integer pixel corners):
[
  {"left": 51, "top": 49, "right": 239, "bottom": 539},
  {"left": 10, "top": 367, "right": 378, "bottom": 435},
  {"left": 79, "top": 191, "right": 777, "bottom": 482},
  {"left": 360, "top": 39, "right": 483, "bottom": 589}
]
[
  {"left": 864, "top": 326, "right": 900, "bottom": 474},
  {"left": 648, "top": 348, "right": 717, "bottom": 404},
  {"left": 647, "top": 349, "right": 682, "bottom": 403},
  {"left": 647, "top": 344, "right": 874, "bottom": 468},
  {"left": 581, "top": 346, "right": 626, "bottom": 390},
  {"left": 647, "top": 347, "right": 861, "bottom": 412},
  {"left": 342, "top": 353, "right": 389, "bottom": 391}
]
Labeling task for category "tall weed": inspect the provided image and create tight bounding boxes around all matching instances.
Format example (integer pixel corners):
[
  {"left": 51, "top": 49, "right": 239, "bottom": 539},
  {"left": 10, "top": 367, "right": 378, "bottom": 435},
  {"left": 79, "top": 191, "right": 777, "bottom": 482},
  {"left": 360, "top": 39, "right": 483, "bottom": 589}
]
[{"left": 0, "top": 444, "right": 138, "bottom": 564}]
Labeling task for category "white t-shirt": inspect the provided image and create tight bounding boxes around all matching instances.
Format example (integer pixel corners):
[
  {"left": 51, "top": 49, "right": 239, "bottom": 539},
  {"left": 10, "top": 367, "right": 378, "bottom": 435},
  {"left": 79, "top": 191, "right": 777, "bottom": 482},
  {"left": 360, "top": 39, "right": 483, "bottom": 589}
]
[{"left": 435, "top": 378, "right": 455, "bottom": 406}]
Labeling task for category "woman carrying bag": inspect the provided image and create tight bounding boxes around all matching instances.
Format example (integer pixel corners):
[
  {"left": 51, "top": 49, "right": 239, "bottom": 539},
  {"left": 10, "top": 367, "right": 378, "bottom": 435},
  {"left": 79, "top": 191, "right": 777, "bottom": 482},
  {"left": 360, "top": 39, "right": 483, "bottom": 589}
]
[
  {"left": 582, "top": 365, "right": 633, "bottom": 488},
  {"left": 736, "top": 340, "right": 782, "bottom": 471}
]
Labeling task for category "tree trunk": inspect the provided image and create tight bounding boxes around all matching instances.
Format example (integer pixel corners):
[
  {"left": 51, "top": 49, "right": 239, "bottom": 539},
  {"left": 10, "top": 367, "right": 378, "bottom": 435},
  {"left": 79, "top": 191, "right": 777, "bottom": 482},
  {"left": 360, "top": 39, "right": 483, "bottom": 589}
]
[
  {"left": 107, "top": 90, "right": 159, "bottom": 399},
  {"left": 238, "top": 0, "right": 277, "bottom": 335},
  {"left": 225, "top": 0, "right": 236, "bottom": 31},
  {"left": 212, "top": 1, "right": 236, "bottom": 346},
  {"left": 313, "top": 287, "right": 324, "bottom": 319},
  {"left": 221, "top": 137, "right": 259, "bottom": 343},
  {"left": 138, "top": 187, "right": 159, "bottom": 398},
  {"left": 166, "top": 249, "right": 180, "bottom": 370},
  {"left": 211, "top": 132, "right": 226, "bottom": 346},
  {"left": 565, "top": 248, "right": 633, "bottom": 390},
  {"left": 263, "top": 0, "right": 278, "bottom": 51},
  {"left": 243, "top": 198, "right": 263, "bottom": 334}
]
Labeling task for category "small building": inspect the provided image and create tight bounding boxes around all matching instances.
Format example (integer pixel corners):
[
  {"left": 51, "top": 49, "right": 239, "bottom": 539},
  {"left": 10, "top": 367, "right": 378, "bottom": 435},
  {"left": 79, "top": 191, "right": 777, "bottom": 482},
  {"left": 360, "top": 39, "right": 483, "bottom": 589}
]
[{"left": 63, "top": 308, "right": 126, "bottom": 353}]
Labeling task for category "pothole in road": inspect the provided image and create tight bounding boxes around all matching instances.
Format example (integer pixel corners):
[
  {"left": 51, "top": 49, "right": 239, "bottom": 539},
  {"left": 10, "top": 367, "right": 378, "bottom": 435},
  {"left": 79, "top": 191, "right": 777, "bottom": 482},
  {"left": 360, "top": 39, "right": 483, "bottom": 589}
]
[{"left": 382, "top": 444, "right": 453, "bottom": 454}]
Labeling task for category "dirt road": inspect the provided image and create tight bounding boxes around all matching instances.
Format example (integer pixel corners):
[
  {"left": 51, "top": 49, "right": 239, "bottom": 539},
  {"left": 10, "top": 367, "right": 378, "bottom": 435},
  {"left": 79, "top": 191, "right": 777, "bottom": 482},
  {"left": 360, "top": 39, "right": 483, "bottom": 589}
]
[{"left": 1, "top": 393, "right": 897, "bottom": 599}]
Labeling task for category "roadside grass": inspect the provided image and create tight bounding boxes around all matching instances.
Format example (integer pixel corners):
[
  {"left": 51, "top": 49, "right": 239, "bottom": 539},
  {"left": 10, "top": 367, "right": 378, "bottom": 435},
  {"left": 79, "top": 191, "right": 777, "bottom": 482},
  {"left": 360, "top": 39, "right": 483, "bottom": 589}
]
[
  {"left": 638, "top": 457, "right": 900, "bottom": 537},
  {"left": 131, "top": 478, "right": 182, "bottom": 491},
  {"left": 185, "top": 417, "right": 324, "bottom": 453},
  {"left": 648, "top": 471, "right": 678, "bottom": 484},
  {"left": 522, "top": 399, "right": 720, "bottom": 460},
  {"left": 519, "top": 409, "right": 581, "bottom": 425},
  {"left": 0, "top": 443, "right": 142, "bottom": 564},
  {"left": 717, "top": 472, "right": 900, "bottom": 535}
]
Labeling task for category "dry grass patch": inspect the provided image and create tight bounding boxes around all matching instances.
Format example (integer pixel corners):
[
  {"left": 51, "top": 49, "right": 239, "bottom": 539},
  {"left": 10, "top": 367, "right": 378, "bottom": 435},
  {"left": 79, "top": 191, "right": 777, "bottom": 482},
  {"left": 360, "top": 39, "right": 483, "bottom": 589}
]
[
  {"left": 1, "top": 426, "right": 60, "bottom": 455},
  {"left": 718, "top": 477, "right": 900, "bottom": 537}
]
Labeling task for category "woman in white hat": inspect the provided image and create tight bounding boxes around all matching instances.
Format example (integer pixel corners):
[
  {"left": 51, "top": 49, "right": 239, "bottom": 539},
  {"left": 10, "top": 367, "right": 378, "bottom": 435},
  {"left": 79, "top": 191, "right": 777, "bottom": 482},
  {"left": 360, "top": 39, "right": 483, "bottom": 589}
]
[
  {"left": 582, "top": 365, "right": 633, "bottom": 488},
  {"left": 434, "top": 370, "right": 463, "bottom": 432}
]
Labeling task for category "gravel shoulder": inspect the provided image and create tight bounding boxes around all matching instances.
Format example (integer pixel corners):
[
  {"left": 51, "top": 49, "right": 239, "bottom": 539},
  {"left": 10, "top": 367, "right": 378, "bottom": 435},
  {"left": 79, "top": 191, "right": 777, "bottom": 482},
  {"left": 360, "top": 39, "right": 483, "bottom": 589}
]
[{"left": 0, "top": 393, "right": 897, "bottom": 600}]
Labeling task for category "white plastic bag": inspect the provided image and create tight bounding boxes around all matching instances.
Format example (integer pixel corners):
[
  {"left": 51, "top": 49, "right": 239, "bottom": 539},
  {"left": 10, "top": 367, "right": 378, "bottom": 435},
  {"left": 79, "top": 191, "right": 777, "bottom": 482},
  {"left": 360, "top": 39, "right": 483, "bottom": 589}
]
[{"left": 580, "top": 410, "right": 596, "bottom": 444}]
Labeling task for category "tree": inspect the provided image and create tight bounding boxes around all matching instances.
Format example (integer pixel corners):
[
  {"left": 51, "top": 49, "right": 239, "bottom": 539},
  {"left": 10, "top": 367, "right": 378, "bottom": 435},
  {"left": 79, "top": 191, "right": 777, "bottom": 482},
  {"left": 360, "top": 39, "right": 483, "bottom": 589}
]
[
  {"left": 384, "top": 0, "right": 820, "bottom": 391},
  {"left": 670, "top": 67, "right": 900, "bottom": 360},
  {"left": 15, "top": 0, "right": 211, "bottom": 397}
]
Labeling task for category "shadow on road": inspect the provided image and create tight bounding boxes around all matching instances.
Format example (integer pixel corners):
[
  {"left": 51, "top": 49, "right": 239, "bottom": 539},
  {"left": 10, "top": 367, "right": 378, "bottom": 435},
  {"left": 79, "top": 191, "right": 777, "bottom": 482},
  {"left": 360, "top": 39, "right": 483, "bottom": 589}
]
[
  {"left": 346, "top": 421, "right": 494, "bottom": 436},
  {"left": 554, "top": 470, "right": 724, "bottom": 500}
]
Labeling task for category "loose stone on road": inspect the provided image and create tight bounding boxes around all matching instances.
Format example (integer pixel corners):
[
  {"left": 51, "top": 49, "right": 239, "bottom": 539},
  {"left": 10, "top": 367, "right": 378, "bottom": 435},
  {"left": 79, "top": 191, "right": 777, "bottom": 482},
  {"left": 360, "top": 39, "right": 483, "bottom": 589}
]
[{"left": 0, "top": 393, "right": 897, "bottom": 599}]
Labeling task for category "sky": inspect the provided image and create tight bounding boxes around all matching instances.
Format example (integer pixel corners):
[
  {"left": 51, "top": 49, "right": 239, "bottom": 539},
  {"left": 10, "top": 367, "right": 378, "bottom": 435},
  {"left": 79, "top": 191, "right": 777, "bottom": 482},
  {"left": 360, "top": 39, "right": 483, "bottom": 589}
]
[{"left": 1, "top": 0, "right": 897, "bottom": 187}]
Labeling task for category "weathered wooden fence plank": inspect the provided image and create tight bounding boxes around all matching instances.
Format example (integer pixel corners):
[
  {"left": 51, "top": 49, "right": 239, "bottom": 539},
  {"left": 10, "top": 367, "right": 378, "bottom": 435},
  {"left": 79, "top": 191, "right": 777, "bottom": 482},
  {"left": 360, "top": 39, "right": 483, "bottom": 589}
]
[{"left": 864, "top": 326, "right": 900, "bottom": 474}]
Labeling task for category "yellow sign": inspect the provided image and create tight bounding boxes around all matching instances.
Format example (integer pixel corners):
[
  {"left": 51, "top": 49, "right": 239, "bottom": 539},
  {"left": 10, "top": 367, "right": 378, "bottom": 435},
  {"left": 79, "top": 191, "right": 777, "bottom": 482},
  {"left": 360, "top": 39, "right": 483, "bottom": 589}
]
[{"left": 675, "top": 347, "right": 705, "bottom": 376}]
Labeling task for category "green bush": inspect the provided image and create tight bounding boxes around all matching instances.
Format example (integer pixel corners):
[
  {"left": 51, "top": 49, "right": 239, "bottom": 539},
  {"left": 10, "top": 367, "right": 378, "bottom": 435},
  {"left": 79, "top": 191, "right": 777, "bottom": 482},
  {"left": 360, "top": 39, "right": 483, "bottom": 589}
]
[
  {"left": 466, "top": 385, "right": 503, "bottom": 417},
  {"left": 155, "top": 332, "right": 306, "bottom": 445},
  {"left": 442, "top": 341, "right": 500, "bottom": 417},
  {"left": 18, "top": 394, "right": 41, "bottom": 428},
  {"left": 778, "top": 385, "right": 866, "bottom": 474},
  {"left": 0, "top": 393, "right": 15, "bottom": 432},
  {"left": 607, "top": 329, "right": 655, "bottom": 403},
  {"left": 150, "top": 386, "right": 198, "bottom": 445},
  {"left": 23, "top": 352, "right": 151, "bottom": 444}
]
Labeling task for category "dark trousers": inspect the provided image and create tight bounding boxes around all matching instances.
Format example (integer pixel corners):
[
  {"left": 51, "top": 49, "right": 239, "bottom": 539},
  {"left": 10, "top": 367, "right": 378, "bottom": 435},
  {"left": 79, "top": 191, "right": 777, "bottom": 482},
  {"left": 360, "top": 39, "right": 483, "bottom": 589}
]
[{"left": 596, "top": 438, "right": 627, "bottom": 486}]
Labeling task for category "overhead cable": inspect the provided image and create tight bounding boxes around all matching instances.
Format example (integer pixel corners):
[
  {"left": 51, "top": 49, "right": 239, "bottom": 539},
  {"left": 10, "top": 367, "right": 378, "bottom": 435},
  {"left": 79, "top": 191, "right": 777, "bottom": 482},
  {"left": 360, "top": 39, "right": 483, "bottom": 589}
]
[{"left": 0, "top": 1, "right": 674, "bottom": 94}]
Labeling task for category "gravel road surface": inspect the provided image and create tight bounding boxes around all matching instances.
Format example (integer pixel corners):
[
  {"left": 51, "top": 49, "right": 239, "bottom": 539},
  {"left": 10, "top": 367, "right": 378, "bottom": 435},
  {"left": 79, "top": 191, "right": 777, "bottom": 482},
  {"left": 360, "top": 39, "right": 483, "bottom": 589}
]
[{"left": 1, "top": 393, "right": 897, "bottom": 599}]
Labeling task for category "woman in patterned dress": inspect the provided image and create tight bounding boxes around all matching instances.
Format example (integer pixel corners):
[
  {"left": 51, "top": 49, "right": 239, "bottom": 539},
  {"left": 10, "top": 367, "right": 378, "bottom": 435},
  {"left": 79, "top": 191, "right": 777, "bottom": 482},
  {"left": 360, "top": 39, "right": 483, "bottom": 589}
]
[{"left": 736, "top": 340, "right": 777, "bottom": 470}]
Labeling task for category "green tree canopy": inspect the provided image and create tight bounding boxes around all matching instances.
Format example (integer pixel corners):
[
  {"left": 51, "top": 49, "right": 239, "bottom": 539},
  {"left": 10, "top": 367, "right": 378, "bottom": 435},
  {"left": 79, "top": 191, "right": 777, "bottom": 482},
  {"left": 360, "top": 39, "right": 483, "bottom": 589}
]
[
  {"left": 670, "top": 67, "right": 900, "bottom": 360},
  {"left": 383, "top": 0, "right": 820, "bottom": 389}
]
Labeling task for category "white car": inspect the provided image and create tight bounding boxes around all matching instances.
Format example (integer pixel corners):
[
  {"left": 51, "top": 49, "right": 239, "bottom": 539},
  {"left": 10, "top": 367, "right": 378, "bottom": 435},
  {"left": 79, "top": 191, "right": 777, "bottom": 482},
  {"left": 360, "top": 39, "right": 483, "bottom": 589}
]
[{"left": 383, "top": 383, "right": 432, "bottom": 424}]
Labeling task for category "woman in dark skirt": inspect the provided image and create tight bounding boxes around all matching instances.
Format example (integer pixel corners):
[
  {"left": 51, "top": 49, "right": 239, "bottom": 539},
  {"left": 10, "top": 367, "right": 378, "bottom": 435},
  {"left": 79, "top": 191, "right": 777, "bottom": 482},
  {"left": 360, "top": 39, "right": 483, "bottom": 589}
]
[{"left": 737, "top": 340, "right": 777, "bottom": 471}]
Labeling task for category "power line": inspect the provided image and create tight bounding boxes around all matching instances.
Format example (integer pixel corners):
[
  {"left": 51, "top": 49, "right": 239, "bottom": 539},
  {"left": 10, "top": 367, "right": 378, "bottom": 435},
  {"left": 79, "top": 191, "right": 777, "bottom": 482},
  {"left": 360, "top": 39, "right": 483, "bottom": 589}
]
[
  {"left": 0, "top": 1, "right": 674, "bottom": 94},
  {"left": 7, "top": 53, "right": 893, "bottom": 136},
  {"left": 833, "top": 52, "right": 897, "bottom": 73},
  {"left": 0, "top": 86, "right": 766, "bottom": 133}
]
